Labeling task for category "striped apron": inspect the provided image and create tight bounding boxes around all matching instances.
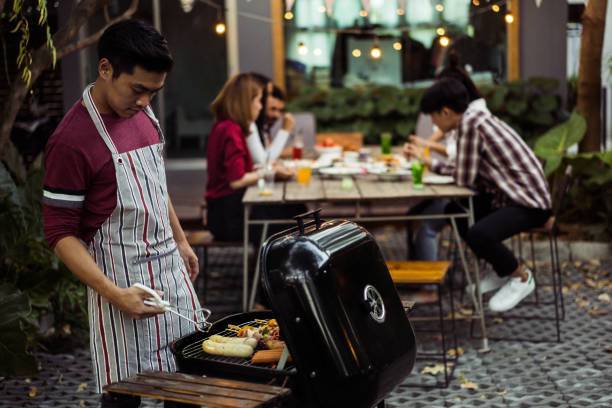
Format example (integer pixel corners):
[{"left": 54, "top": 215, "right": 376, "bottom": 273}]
[{"left": 82, "top": 85, "right": 201, "bottom": 392}]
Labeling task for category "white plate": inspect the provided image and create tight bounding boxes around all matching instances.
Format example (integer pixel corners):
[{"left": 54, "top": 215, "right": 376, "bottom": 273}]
[
  {"left": 423, "top": 175, "right": 455, "bottom": 184},
  {"left": 318, "top": 167, "right": 362, "bottom": 178},
  {"left": 368, "top": 167, "right": 412, "bottom": 180}
]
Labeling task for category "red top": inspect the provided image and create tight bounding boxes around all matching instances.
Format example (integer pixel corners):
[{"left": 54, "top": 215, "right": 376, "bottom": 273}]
[
  {"left": 205, "top": 119, "right": 253, "bottom": 201},
  {"left": 42, "top": 100, "right": 159, "bottom": 249}
]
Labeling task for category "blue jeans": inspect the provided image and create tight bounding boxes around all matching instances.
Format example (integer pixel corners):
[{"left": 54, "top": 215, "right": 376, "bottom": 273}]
[{"left": 411, "top": 199, "right": 450, "bottom": 261}]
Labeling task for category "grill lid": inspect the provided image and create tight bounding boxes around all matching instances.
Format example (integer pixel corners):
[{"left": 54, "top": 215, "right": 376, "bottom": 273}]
[{"left": 260, "top": 210, "right": 416, "bottom": 408}]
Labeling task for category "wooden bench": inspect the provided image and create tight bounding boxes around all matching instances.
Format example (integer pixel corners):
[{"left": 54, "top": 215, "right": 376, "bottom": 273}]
[
  {"left": 103, "top": 371, "right": 291, "bottom": 407},
  {"left": 386, "top": 260, "right": 457, "bottom": 388}
]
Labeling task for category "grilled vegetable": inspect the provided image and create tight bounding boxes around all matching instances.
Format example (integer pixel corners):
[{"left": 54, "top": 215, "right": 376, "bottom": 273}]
[
  {"left": 209, "top": 335, "right": 258, "bottom": 348},
  {"left": 202, "top": 339, "right": 254, "bottom": 358}
]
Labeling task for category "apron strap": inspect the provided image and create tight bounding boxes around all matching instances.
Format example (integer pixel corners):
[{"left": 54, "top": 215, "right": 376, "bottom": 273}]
[
  {"left": 82, "top": 84, "right": 120, "bottom": 155},
  {"left": 143, "top": 105, "right": 165, "bottom": 144}
]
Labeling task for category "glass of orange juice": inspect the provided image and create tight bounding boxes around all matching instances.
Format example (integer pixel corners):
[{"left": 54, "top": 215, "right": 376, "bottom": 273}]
[{"left": 296, "top": 164, "right": 312, "bottom": 185}]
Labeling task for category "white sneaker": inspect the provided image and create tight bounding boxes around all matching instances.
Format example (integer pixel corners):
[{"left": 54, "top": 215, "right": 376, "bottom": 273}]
[
  {"left": 488, "top": 269, "right": 535, "bottom": 312},
  {"left": 467, "top": 271, "right": 508, "bottom": 298}
]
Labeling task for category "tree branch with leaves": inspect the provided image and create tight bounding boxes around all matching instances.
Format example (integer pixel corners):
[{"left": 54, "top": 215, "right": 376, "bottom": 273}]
[{"left": 0, "top": 0, "right": 139, "bottom": 163}]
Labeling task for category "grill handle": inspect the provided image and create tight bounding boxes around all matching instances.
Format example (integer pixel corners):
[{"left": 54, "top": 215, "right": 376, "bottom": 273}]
[{"left": 293, "top": 208, "right": 322, "bottom": 235}]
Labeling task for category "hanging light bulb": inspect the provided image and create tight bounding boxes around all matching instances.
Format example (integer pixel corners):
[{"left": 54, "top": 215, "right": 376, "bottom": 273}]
[
  {"left": 436, "top": 27, "right": 445, "bottom": 36},
  {"left": 397, "top": 8, "right": 405, "bottom": 16},
  {"left": 472, "top": 0, "right": 480, "bottom": 5},
  {"left": 318, "top": 5, "right": 326, "bottom": 13},
  {"left": 215, "top": 21, "right": 226, "bottom": 34},
  {"left": 491, "top": 4, "right": 500, "bottom": 12},
  {"left": 298, "top": 42, "right": 308, "bottom": 56},
  {"left": 180, "top": 0, "right": 194, "bottom": 13},
  {"left": 313, "top": 48, "right": 322, "bottom": 56},
  {"left": 505, "top": 13, "right": 514, "bottom": 23},
  {"left": 352, "top": 49, "right": 362, "bottom": 58},
  {"left": 439, "top": 36, "right": 450, "bottom": 47},
  {"left": 393, "top": 42, "right": 402, "bottom": 51},
  {"left": 435, "top": 4, "right": 444, "bottom": 12},
  {"left": 360, "top": 10, "right": 368, "bottom": 17},
  {"left": 370, "top": 44, "right": 382, "bottom": 59},
  {"left": 284, "top": 11, "right": 294, "bottom": 20}
]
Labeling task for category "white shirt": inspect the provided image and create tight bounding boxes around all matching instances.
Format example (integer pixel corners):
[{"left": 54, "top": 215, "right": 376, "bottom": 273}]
[{"left": 246, "top": 122, "right": 291, "bottom": 164}]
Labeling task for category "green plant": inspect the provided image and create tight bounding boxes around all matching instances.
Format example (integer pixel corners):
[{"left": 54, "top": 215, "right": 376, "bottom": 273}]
[
  {"left": 0, "top": 161, "right": 88, "bottom": 376},
  {"left": 533, "top": 110, "right": 612, "bottom": 240}
]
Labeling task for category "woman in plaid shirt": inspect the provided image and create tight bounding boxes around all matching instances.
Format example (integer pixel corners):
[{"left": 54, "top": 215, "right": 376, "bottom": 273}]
[{"left": 405, "top": 78, "right": 552, "bottom": 312}]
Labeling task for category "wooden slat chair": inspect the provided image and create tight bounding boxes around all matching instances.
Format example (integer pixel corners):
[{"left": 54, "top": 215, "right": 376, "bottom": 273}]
[
  {"left": 386, "top": 260, "right": 458, "bottom": 388},
  {"left": 185, "top": 202, "right": 245, "bottom": 304}
]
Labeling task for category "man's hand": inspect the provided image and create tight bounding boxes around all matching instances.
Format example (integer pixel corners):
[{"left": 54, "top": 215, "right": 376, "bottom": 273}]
[
  {"left": 177, "top": 240, "right": 199, "bottom": 282},
  {"left": 409, "top": 135, "right": 429, "bottom": 148},
  {"left": 273, "top": 162, "right": 294, "bottom": 180},
  {"left": 110, "top": 286, "right": 166, "bottom": 320},
  {"left": 281, "top": 113, "right": 295, "bottom": 131}
]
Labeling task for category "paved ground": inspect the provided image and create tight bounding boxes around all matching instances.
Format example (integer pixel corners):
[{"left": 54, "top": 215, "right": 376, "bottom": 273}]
[{"left": 1, "top": 225, "right": 611, "bottom": 407}]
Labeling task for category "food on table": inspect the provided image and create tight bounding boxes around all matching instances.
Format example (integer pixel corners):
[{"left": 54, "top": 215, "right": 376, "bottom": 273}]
[
  {"left": 373, "top": 154, "right": 401, "bottom": 167},
  {"left": 316, "top": 137, "right": 340, "bottom": 148},
  {"left": 251, "top": 349, "right": 292, "bottom": 364},
  {"left": 202, "top": 339, "right": 254, "bottom": 358}
]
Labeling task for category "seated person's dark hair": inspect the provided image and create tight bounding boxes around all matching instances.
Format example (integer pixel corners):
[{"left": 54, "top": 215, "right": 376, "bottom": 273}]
[
  {"left": 271, "top": 85, "right": 286, "bottom": 101},
  {"left": 98, "top": 19, "right": 173, "bottom": 78},
  {"left": 420, "top": 78, "right": 470, "bottom": 114},
  {"left": 436, "top": 50, "right": 481, "bottom": 102}
]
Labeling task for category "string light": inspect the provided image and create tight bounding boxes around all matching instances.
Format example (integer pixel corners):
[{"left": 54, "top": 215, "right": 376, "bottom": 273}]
[
  {"left": 352, "top": 48, "right": 362, "bottom": 57},
  {"left": 472, "top": 0, "right": 480, "bottom": 5},
  {"left": 370, "top": 45, "right": 382, "bottom": 59},
  {"left": 284, "top": 11, "right": 293, "bottom": 20},
  {"left": 435, "top": 4, "right": 444, "bottom": 12},
  {"left": 505, "top": 13, "right": 514, "bottom": 23},
  {"left": 439, "top": 36, "right": 450, "bottom": 47},
  {"left": 393, "top": 42, "right": 402, "bottom": 51},
  {"left": 360, "top": 10, "right": 368, "bottom": 17},
  {"left": 298, "top": 42, "right": 308, "bottom": 55},
  {"left": 492, "top": 4, "right": 500, "bottom": 12},
  {"left": 215, "top": 21, "right": 226, "bottom": 34},
  {"left": 436, "top": 27, "right": 445, "bottom": 36},
  {"left": 318, "top": 5, "right": 326, "bottom": 13},
  {"left": 397, "top": 9, "right": 405, "bottom": 16},
  {"left": 313, "top": 48, "right": 322, "bottom": 56}
]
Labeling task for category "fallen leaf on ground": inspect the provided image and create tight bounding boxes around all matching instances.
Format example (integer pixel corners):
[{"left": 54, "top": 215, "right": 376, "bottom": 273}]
[
  {"left": 541, "top": 285, "right": 553, "bottom": 292},
  {"left": 496, "top": 389, "right": 508, "bottom": 395},
  {"left": 492, "top": 317, "right": 503, "bottom": 324},
  {"left": 447, "top": 347, "right": 464, "bottom": 357},
  {"left": 480, "top": 394, "right": 489, "bottom": 399},
  {"left": 79, "top": 400, "right": 86, "bottom": 407},
  {"left": 459, "top": 307, "right": 473, "bottom": 316},
  {"left": 574, "top": 261, "right": 582, "bottom": 267},
  {"left": 24, "top": 378, "right": 31, "bottom": 383},
  {"left": 577, "top": 300, "right": 590, "bottom": 308},
  {"left": 76, "top": 383, "right": 88, "bottom": 392},
  {"left": 585, "top": 278, "right": 598, "bottom": 288},
  {"left": 57, "top": 374, "right": 63, "bottom": 384},
  {"left": 604, "top": 345, "right": 612, "bottom": 353},
  {"left": 590, "top": 259, "right": 601, "bottom": 266},
  {"left": 28, "top": 387, "right": 37, "bottom": 397},
  {"left": 459, "top": 372, "right": 478, "bottom": 390},
  {"left": 588, "top": 309, "right": 611, "bottom": 316},
  {"left": 562, "top": 287, "right": 569, "bottom": 294},
  {"left": 421, "top": 363, "right": 453, "bottom": 376},
  {"left": 598, "top": 293, "right": 610, "bottom": 302}
]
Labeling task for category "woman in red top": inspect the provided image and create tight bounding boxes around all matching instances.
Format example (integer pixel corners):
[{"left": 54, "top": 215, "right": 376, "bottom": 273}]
[{"left": 205, "top": 73, "right": 263, "bottom": 241}]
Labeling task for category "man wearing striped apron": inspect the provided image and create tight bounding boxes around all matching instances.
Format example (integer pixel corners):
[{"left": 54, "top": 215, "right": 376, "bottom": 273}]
[{"left": 43, "top": 20, "right": 199, "bottom": 407}]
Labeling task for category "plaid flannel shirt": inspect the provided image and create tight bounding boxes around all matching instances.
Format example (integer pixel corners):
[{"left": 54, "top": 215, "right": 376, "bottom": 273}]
[{"left": 431, "top": 106, "right": 552, "bottom": 210}]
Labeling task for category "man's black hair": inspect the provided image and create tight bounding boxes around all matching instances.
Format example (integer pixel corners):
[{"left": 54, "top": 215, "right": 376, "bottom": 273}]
[
  {"left": 420, "top": 78, "right": 470, "bottom": 114},
  {"left": 98, "top": 19, "right": 173, "bottom": 78},
  {"left": 270, "top": 85, "right": 286, "bottom": 102}
]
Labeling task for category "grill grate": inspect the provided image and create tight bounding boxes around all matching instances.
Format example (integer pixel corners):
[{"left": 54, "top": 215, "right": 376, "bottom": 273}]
[{"left": 181, "top": 318, "right": 295, "bottom": 371}]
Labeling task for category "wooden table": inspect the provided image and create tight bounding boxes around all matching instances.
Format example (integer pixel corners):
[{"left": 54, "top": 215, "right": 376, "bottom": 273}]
[
  {"left": 103, "top": 371, "right": 291, "bottom": 407},
  {"left": 242, "top": 173, "right": 490, "bottom": 351}
]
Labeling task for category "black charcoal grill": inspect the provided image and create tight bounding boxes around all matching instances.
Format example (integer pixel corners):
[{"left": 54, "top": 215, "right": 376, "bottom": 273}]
[{"left": 171, "top": 210, "right": 416, "bottom": 408}]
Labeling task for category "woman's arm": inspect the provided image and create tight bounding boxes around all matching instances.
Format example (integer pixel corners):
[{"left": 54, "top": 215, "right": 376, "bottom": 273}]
[{"left": 246, "top": 123, "right": 267, "bottom": 164}]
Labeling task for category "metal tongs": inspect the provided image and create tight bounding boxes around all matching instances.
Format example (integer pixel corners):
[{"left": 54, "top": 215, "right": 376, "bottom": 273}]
[{"left": 133, "top": 283, "right": 212, "bottom": 332}]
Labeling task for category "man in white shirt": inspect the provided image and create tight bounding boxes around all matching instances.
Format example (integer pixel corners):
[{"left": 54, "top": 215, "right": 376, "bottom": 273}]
[{"left": 247, "top": 85, "right": 295, "bottom": 164}]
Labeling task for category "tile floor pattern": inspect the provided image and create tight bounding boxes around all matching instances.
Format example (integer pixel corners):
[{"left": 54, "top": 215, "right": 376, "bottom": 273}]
[{"left": 1, "top": 226, "right": 610, "bottom": 407}]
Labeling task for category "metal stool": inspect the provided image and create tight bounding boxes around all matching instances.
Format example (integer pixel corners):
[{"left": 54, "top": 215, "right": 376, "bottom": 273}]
[{"left": 387, "top": 260, "right": 458, "bottom": 388}]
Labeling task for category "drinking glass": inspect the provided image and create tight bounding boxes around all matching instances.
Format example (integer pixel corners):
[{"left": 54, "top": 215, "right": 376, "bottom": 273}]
[
  {"left": 296, "top": 165, "right": 312, "bottom": 185},
  {"left": 380, "top": 132, "right": 392, "bottom": 155},
  {"left": 411, "top": 160, "right": 425, "bottom": 189},
  {"left": 258, "top": 165, "right": 275, "bottom": 196}
]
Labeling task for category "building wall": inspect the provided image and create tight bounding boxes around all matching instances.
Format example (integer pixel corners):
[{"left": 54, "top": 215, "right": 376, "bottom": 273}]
[
  {"left": 519, "top": 0, "right": 568, "bottom": 106},
  {"left": 236, "top": 0, "right": 274, "bottom": 78}
]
